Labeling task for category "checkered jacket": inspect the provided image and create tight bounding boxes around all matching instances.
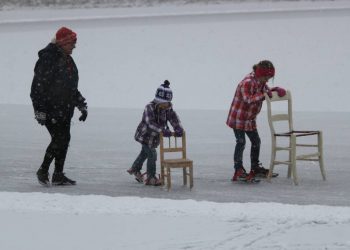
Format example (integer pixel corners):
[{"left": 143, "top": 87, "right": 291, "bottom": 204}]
[
  {"left": 134, "top": 102, "right": 183, "bottom": 148},
  {"left": 226, "top": 72, "right": 270, "bottom": 131}
]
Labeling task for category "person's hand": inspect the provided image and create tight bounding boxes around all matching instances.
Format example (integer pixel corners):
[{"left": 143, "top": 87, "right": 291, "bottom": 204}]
[
  {"left": 162, "top": 128, "right": 172, "bottom": 137},
  {"left": 35, "top": 111, "right": 46, "bottom": 125},
  {"left": 266, "top": 89, "right": 273, "bottom": 98},
  {"left": 79, "top": 107, "right": 88, "bottom": 122},
  {"left": 271, "top": 87, "right": 286, "bottom": 97},
  {"left": 174, "top": 127, "right": 183, "bottom": 137}
]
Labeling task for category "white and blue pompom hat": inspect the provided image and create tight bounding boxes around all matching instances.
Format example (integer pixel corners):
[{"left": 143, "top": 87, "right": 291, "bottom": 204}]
[{"left": 154, "top": 80, "right": 173, "bottom": 103}]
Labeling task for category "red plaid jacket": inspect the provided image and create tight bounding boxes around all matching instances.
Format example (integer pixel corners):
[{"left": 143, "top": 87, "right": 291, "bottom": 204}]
[{"left": 226, "top": 72, "right": 270, "bottom": 131}]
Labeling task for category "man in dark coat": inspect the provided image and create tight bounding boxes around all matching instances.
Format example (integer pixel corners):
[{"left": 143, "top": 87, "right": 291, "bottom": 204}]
[{"left": 30, "top": 27, "right": 88, "bottom": 186}]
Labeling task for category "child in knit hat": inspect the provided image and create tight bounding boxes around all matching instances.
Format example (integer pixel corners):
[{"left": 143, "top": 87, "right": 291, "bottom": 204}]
[{"left": 127, "top": 80, "right": 184, "bottom": 186}]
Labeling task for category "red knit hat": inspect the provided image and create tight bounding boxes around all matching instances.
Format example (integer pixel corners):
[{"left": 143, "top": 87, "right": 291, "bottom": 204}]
[
  {"left": 56, "top": 27, "right": 77, "bottom": 46},
  {"left": 255, "top": 66, "right": 275, "bottom": 78}
]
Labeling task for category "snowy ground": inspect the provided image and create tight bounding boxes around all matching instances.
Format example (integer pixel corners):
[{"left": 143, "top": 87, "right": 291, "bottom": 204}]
[
  {"left": 1, "top": 192, "right": 350, "bottom": 250},
  {"left": 1, "top": 1, "right": 350, "bottom": 249}
]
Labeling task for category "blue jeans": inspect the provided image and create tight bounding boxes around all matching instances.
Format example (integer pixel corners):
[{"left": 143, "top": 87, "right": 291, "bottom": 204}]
[
  {"left": 132, "top": 144, "right": 157, "bottom": 177},
  {"left": 233, "top": 129, "right": 261, "bottom": 170}
]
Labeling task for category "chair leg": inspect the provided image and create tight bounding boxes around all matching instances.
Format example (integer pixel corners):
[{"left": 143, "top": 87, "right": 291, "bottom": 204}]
[
  {"left": 318, "top": 132, "right": 326, "bottom": 181},
  {"left": 287, "top": 166, "right": 292, "bottom": 179},
  {"left": 166, "top": 167, "right": 171, "bottom": 191},
  {"left": 268, "top": 136, "right": 277, "bottom": 182},
  {"left": 189, "top": 166, "right": 193, "bottom": 189},
  {"left": 183, "top": 167, "right": 187, "bottom": 186},
  {"left": 160, "top": 163, "right": 165, "bottom": 186},
  {"left": 291, "top": 135, "right": 298, "bottom": 185},
  {"left": 287, "top": 136, "right": 293, "bottom": 179}
]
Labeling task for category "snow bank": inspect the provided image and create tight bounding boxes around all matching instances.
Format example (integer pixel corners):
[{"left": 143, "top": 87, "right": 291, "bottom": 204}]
[
  {"left": 1, "top": 192, "right": 350, "bottom": 250},
  {"left": 2, "top": 1, "right": 350, "bottom": 24},
  {"left": 1, "top": 192, "right": 350, "bottom": 221}
]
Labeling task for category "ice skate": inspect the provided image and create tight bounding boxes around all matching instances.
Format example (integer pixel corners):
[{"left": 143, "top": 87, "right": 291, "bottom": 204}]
[
  {"left": 127, "top": 168, "right": 145, "bottom": 183},
  {"left": 253, "top": 164, "right": 279, "bottom": 178},
  {"left": 144, "top": 175, "right": 161, "bottom": 186},
  {"left": 51, "top": 172, "right": 76, "bottom": 186},
  {"left": 36, "top": 168, "right": 50, "bottom": 187}
]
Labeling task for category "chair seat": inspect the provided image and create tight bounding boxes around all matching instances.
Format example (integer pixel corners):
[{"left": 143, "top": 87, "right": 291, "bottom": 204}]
[
  {"left": 275, "top": 131, "right": 320, "bottom": 137},
  {"left": 163, "top": 159, "right": 193, "bottom": 167}
]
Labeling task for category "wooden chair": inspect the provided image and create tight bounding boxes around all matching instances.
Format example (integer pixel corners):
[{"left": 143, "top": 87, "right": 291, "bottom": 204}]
[
  {"left": 264, "top": 90, "right": 326, "bottom": 185},
  {"left": 159, "top": 131, "right": 193, "bottom": 191}
]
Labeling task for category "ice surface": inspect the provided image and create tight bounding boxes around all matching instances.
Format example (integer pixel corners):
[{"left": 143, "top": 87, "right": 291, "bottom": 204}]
[{"left": 1, "top": 104, "right": 349, "bottom": 206}]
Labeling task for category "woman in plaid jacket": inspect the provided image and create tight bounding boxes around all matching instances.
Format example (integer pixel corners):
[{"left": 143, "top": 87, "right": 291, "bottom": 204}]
[
  {"left": 227, "top": 60, "right": 275, "bottom": 182},
  {"left": 127, "top": 80, "right": 183, "bottom": 186}
]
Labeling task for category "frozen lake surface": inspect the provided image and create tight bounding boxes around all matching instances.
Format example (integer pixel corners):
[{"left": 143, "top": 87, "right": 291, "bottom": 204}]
[{"left": 1, "top": 104, "right": 349, "bottom": 206}]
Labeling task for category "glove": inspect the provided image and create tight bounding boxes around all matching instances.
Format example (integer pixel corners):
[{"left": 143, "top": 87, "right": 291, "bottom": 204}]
[
  {"left": 271, "top": 87, "right": 286, "bottom": 97},
  {"left": 162, "top": 128, "right": 172, "bottom": 137},
  {"left": 79, "top": 107, "right": 88, "bottom": 122},
  {"left": 174, "top": 127, "right": 183, "bottom": 137},
  {"left": 35, "top": 111, "right": 46, "bottom": 126}
]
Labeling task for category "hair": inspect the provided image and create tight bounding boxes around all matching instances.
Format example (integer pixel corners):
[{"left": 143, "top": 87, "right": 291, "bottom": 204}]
[{"left": 253, "top": 60, "right": 274, "bottom": 72}]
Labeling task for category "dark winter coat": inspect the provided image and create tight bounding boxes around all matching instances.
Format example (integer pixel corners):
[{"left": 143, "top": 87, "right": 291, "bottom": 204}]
[
  {"left": 134, "top": 102, "right": 183, "bottom": 148},
  {"left": 30, "top": 43, "right": 86, "bottom": 122}
]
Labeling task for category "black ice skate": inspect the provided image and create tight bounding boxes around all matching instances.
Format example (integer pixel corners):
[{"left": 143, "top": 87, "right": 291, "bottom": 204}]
[
  {"left": 253, "top": 165, "right": 279, "bottom": 178},
  {"left": 36, "top": 168, "right": 50, "bottom": 187},
  {"left": 52, "top": 172, "right": 76, "bottom": 186}
]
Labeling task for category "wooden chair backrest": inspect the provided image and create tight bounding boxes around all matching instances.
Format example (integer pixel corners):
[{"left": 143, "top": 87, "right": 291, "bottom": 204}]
[
  {"left": 160, "top": 132, "right": 187, "bottom": 163},
  {"left": 264, "top": 90, "right": 293, "bottom": 135}
]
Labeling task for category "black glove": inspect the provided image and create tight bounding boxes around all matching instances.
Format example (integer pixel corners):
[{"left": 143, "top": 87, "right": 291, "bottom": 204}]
[
  {"left": 162, "top": 128, "right": 172, "bottom": 137},
  {"left": 79, "top": 107, "right": 88, "bottom": 122},
  {"left": 35, "top": 111, "right": 46, "bottom": 126},
  {"left": 174, "top": 127, "right": 183, "bottom": 137}
]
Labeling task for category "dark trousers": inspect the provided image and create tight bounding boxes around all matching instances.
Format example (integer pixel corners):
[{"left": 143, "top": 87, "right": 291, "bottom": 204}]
[
  {"left": 233, "top": 129, "right": 261, "bottom": 170},
  {"left": 40, "top": 120, "right": 71, "bottom": 173},
  {"left": 132, "top": 144, "right": 157, "bottom": 177}
]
